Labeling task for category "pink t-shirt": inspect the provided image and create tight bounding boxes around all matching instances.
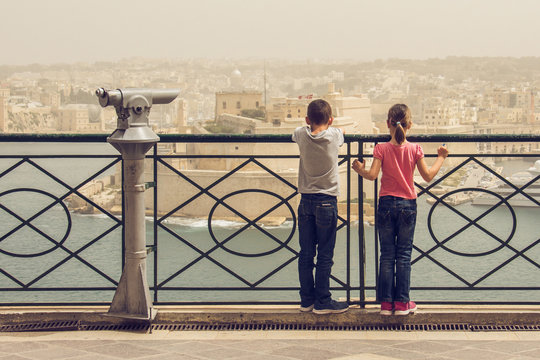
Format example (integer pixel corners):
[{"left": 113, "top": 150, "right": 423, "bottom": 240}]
[{"left": 373, "top": 142, "right": 424, "bottom": 199}]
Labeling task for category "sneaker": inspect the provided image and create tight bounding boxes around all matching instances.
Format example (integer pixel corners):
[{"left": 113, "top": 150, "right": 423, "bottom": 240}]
[
  {"left": 313, "top": 300, "right": 349, "bottom": 314},
  {"left": 299, "top": 304, "right": 314, "bottom": 312},
  {"left": 380, "top": 301, "right": 393, "bottom": 316},
  {"left": 394, "top": 301, "right": 417, "bottom": 315}
]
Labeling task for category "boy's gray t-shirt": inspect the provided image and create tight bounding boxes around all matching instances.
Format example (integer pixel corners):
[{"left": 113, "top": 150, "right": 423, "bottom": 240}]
[{"left": 292, "top": 126, "right": 344, "bottom": 196}]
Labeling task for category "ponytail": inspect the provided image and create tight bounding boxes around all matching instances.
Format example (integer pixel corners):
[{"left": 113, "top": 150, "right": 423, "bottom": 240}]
[
  {"left": 388, "top": 104, "right": 410, "bottom": 145},
  {"left": 394, "top": 123, "right": 405, "bottom": 145}
]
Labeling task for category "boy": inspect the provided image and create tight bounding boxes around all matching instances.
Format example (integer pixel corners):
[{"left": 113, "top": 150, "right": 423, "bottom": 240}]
[{"left": 292, "top": 99, "right": 349, "bottom": 314}]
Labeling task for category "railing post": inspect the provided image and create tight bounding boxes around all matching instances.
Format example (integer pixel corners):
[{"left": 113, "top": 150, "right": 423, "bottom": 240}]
[
  {"left": 96, "top": 88, "right": 179, "bottom": 320},
  {"left": 346, "top": 142, "right": 351, "bottom": 303},
  {"left": 153, "top": 143, "right": 159, "bottom": 303},
  {"left": 110, "top": 145, "right": 155, "bottom": 320},
  {"left": 358, "top": 140, "right": 366, "bottom": 307}
]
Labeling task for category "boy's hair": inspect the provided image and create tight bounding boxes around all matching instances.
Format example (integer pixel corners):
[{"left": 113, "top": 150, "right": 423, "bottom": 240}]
[
  {"left": 388, "top": 103, "right": 411, "bottom": 145},
  {"left": 307, "top": 99, "right": 332, "bottom": 125}
]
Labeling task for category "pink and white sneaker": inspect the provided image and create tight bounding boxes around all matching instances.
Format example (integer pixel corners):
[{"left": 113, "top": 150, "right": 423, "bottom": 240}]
[
  {"left": 394, "top": 301, "right": 417, "bottom": 315},
  {"left": 380, "top": 301, "right": 393, "bottom": 316}
]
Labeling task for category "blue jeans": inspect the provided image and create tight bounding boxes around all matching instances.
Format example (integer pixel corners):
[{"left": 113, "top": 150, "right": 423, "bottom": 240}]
[
  {"left": 297, "top": 193, "right": 338, "bottom": 307},
  {"left": 377, "top": 195, "right": 417, "bottom": 303}
]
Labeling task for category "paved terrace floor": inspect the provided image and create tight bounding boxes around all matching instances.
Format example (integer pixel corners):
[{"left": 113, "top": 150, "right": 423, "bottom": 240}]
[{"left": 0, "top": 305, "right": 539, "bottom": 360}]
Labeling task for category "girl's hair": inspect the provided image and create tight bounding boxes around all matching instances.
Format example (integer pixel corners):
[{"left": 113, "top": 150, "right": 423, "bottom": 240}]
[{"left": 388, "top": 104, "right": 410, "bottom": 145}]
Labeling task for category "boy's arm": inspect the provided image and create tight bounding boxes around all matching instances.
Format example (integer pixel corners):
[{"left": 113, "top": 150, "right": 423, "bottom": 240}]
[
  {"left": 417, "top": 146, "right": 448, "bottom": 182},
  {"left": 352, "top": 158, "right": 381, "bottom": 181},
  {"left": 336, "top": 127, "right": 345, "bottom": 146}
]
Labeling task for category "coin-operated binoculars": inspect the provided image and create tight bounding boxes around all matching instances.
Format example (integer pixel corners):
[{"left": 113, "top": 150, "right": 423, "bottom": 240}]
[{"left": 96, "top": 88, "right": 179, "bottom": 320}]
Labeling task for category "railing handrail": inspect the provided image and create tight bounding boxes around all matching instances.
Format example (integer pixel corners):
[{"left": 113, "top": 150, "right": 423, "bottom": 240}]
[{"left": 1, "top": 132, "right": 540, "bottom": 144}]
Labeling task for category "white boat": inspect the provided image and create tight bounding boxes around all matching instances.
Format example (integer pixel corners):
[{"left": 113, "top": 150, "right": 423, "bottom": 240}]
[
  {"left": 472, "top": 169, "right": 540, "bottom": 208},
  {"left": 527, "top": 160, "right": 540, "bottom": 175}
]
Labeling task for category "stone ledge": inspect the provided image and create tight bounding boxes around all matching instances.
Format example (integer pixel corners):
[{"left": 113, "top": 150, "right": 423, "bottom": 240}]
[{"left": 1, "top": 305, "right": 539, "bottom": 327}]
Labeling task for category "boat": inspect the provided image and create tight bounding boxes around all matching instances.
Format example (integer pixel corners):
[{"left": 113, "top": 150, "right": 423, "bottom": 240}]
[
  {"left": 471, "top": 169, "right": 540, "bottom": 208},
  {"left": 527, "top": 160, "right": 540, "bottom": 175},
  {"left": 423, "top": 165, "right": 501, "bottom": 207}
]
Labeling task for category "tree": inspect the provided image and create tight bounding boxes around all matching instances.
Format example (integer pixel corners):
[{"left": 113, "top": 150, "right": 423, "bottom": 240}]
[{"left": 240, "top": 109, "right": 265, "bottom": 120}]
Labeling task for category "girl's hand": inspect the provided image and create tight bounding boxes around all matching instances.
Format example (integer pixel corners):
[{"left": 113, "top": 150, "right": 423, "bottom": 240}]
[
  {"left": 437, "top": 145, "right": 449, "bottom": 158},
  {"left": 352, "top": 159, "right": 365, "bottom": 174}
]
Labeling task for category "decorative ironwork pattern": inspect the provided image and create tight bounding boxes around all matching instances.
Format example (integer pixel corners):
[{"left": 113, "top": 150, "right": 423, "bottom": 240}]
[
  {"left": 153, "top": 154, "right": 351, "bottom": 301},
  {"left": 409, "top": 155, "right": 540, "bottom": 294},
  {"left": 0, "top": 133, "right": 539, "bottom": 306},
  {"left": 0, "top": 148, "right": 122, "bottom": 302}
]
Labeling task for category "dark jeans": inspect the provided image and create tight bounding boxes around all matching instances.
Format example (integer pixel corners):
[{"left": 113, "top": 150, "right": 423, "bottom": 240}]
[
  {"left": 297, "top": 193, "right": 338, "bottom": 307},
  {"left": 377, "top": 195, "right": 417, "bottom": 303}
]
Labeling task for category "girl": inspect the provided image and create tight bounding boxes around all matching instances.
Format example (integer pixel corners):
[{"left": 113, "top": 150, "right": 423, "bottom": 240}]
[{"left": 352, "top": 104, "right": 448, "bottom": 315}]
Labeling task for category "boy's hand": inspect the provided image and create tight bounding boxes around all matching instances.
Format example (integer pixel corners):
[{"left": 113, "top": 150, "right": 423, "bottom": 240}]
[
  {"left": 437, "top": 145, "right": 449, "bottom": 158},
  {"left": 352, "top": 159, "right": 365, "bottom": 174}
]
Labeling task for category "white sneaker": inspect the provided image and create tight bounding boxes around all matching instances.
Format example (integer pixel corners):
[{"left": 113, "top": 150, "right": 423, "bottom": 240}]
[{"left": 299, "top": 304, "right": 314, "bottom": 312}]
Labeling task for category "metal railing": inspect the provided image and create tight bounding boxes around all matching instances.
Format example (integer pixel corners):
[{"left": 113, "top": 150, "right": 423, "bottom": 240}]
[{"left": 0, "top": 133, "right": 539, "bottom": 306}]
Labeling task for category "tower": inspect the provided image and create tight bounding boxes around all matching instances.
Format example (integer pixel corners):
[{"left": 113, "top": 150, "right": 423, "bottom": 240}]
[
  {"left": 530, "top": 89, "right": 535, "bottom": 124},
  {"left": 176, "top": 98, "right": 188, "bottom": 133},
  {"left": 0, "top": 88, "right": 11, "bottom": 133}
]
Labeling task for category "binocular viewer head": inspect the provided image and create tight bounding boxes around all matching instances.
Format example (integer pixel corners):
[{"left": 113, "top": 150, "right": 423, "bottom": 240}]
[
  {"left": 96, "top": 88, "right": 180, "bottom": 109},
  {"left": 96, "top": 87, "right": 180, "bottom": 132},
  {"left": 97, "top": 87, "right": 180, "bottom": 150}
]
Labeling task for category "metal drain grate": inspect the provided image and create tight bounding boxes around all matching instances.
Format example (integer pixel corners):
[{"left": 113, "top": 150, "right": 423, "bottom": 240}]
[
  {"left": 470, "top": 324, "right": 540, "bottom": 331},
  {"left": 81, "top": 323, "right": 150, "bottom": 331},
  {"left": 1, "top": 322, "right": 539, "bottom": 332},
  {"left": 0, "top": 321, "right": 81, "bottom": 332},
  {"left": 151, "top": 323, "right": 472, "bottom": 331}
]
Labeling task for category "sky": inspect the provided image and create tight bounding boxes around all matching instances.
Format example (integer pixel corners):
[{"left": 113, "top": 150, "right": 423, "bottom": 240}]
[{"left": 2, "top": 0, "right": 540, "bottom": 65}]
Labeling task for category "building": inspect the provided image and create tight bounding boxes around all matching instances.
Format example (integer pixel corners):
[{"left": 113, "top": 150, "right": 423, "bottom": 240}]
[
  {"left": 148, "top": 99, "right": 179, "bottom": 131},
  {"left": 474, "top": 123, "right": 540, "bottom": 154},
  {"left": 325, "top": 83, "right": 373, "bottom": 134},
  {"left": 215, "top": 91, "right": 263, "bottom": 118},
  {"left": 422, "top": 97, "right": 462, "bottom": 129},
  {"left": 58, "top": 104, "right": 102, "bottom": 132},
  {"left": 39, "top": 91, "right": 61, "bottom": 109},
  {"left": 487, "top": 88, "right": 535, "bottom": 124},
  {"left": 266, "top": 96, "right": 310, "bottom": 126},
  {"left": 266, "top": 83, "right": 373, "bottom": 134}
]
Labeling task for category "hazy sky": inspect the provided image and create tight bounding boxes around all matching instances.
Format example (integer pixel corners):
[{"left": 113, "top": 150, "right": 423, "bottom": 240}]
[{"left": 2, "top": 0, "right": 540, "bottom": 65}]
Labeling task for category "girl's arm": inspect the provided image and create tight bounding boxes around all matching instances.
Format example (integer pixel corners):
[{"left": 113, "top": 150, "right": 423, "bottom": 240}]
[
  {"left": 352, "top": 158, "right": 382, "bottom": 181},
  {"left": 417, "top": 146, "right": 449, "bottom": 182}
]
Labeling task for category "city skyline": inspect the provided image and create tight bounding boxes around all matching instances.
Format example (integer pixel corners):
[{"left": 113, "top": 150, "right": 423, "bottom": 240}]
[{"left": 2, "top": 0, "right": 540, "bottom": 65}]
